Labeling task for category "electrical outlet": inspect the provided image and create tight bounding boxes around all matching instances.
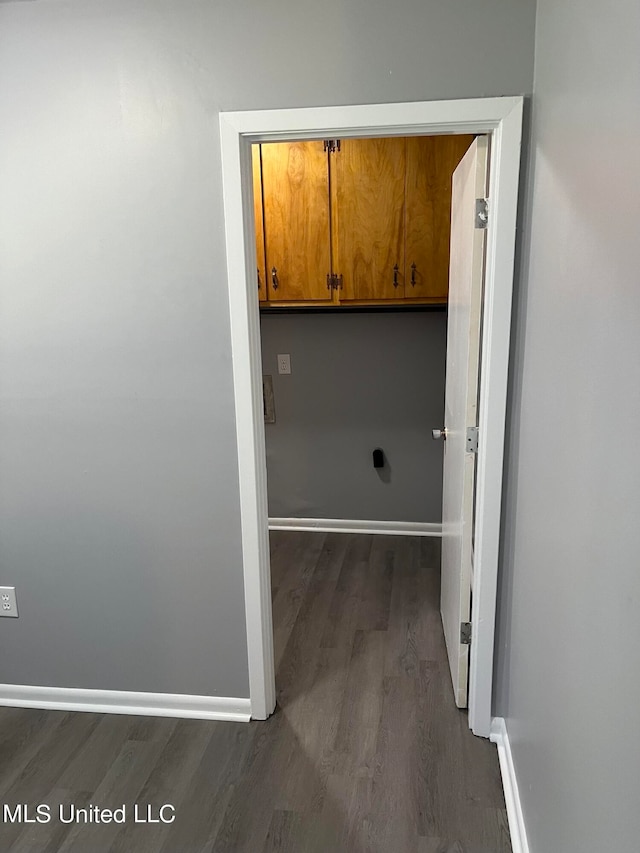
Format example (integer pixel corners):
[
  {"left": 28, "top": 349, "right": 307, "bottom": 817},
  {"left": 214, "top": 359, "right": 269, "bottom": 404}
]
[
  {"left": 0, "top": 586, "right": 18, "bottom": 618},
  {"left": 277, "top": 354, "right": 291, "bottom": 375}
]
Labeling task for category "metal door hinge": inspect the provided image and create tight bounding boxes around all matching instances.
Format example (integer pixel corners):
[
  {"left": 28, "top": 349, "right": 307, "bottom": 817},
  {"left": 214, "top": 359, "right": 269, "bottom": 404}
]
[
  {"left": 466, "top": 426, "right": 478, "bottom": 454},
  {"left": 475, "top": 198, "right": 489, "bottom": 229},
  {"left": 460, "top": 622, "right": 472, "bottom": 645},
  {"left": 323, "top": 139, "right": 341, "bottom": 154},
  {"left": 327, "top": 273, "right": 343, "bottom": 290}
]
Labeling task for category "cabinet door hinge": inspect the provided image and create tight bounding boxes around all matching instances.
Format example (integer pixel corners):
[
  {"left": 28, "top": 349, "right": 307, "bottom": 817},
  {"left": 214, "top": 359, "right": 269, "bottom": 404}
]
[
  {"left": 460, "top": 622, "right": 472, "bottom": 645},
  {"left": 466, "top": 426, "right": 478, "bottom": 454},
  {"left": 327, "top": 273, "right": 343, "bottom": 290},
  {"left": 323, "top": 139, "right": 341, "bottom": 154},
  {"left": 475, "top": 198, "right": 489, "bottom": 229}
]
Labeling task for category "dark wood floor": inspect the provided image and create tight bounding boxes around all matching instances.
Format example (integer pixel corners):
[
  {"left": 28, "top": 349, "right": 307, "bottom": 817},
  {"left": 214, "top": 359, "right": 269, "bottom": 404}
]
[{"left": 0, "top": 532, "right": 510, "bottom": 853}]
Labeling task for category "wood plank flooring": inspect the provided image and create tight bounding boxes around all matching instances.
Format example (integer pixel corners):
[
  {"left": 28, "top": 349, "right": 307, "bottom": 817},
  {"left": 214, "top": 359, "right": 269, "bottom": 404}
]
[{"left": 0, "top": 532, "right": 510, "bottom": 852}]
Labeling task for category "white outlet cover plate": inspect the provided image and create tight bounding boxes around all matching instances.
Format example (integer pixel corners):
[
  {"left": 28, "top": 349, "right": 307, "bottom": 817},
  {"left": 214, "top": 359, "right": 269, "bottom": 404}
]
[
  {"left": 0, "top": 586, "right": 18, "bottom": 618},
  {"left": 277, "top": 354, "right": 291, "bottom": 375}
]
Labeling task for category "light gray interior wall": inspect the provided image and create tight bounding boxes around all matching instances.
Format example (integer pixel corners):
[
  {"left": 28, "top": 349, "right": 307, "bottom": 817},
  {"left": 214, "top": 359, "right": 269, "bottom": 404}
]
[
  {"left": 261, "top": 312, "right": 447, "bottom": 523},
  {"left": 494, "top": 0, "right": 640, "bottom": 849},
  {"left": 0, "top": 0, "right": 535, "bottom": 698}
]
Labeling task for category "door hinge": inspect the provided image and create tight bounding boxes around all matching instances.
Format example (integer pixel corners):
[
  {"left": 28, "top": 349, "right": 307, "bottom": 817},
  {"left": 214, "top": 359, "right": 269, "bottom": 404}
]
[
  {"left": 475, "top": 198, "right": 489, "bottom": 229},
  {"left": 460, "top": 622, "right": 472, "bottom": 645},
  {"left": 326, "top": 273, "right": 343, "bottom": 290},
  {"left": 323, "top": 139, "right": 341, "bottom": 154},
  {"left": 466, "top": 426, "right": 478, "bottom": 454}
]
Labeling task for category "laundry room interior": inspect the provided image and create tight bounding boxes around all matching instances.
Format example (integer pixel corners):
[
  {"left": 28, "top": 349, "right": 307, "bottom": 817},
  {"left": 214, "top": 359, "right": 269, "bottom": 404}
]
[{"left": 254, "top": 135, "right": 473, "bottom": 527}]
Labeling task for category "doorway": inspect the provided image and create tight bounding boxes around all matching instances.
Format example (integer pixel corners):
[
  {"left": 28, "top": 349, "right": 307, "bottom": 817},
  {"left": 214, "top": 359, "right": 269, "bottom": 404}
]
[{"left": 219, "top": 97, "right": 523, "bottom": 737}]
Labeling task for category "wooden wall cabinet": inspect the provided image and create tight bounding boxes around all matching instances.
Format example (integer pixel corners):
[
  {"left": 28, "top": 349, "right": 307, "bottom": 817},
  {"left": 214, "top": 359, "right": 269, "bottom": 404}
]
[
  {"left": 253, "top": 134, "right": 474, "bottom": 308},
  {"left": 252, "top": 145, "right": 267, "bottom": 302},
  {"left": 259, "top": 141, "right": 334, "bottom": 305},
  {"left": 405, "top": 135, "right": 475, "bottom": 301},
  {"left": 332, "top": 138, "right": 407, "bottom": 301}
]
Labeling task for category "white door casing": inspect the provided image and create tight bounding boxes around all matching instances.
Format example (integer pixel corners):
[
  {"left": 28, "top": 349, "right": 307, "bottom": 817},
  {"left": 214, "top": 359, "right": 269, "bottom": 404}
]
[
  {"left": 219, "top": 97, "right": 523, "bottom": 736},
  {"left": 440, "top": 137, "right": 489, "bottom": 708}
]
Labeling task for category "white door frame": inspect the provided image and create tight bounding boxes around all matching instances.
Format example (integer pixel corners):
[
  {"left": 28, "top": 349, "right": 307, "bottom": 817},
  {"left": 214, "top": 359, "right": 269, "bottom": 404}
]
[{"left": 219, "top": 96, "right": 523, "bottom": 737}]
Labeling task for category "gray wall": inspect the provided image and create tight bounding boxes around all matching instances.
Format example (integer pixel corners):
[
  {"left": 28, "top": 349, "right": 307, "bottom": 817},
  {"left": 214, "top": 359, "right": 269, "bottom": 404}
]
[
  {"left": 494, "top": 0, "right": 640, "bottom": 849},
  {"left": 0, "top": 0, "right": 535, "bottom": 699},
  {"left": 261, "top": 312, "right": 447, "bottom": 523}
]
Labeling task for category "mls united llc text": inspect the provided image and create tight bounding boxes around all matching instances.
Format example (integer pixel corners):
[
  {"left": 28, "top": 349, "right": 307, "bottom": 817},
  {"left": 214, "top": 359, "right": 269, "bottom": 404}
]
[{"left": 2, "top": 803, "right": 176, "bottom": 825}]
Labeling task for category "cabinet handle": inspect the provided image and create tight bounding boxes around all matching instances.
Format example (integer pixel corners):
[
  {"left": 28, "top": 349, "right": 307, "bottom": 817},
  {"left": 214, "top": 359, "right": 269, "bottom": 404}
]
[
  {"left": 271, "top": 267, "right": 279, "bottom": 291},
  {"left": 410, "top": 263, "right": 417, "bottom": 286},
  {"left": 393, "top": 264, "right": 399, "bottom": 288},
  {"left": 257, "top": 268, "right": 261, "bottom": 290}
]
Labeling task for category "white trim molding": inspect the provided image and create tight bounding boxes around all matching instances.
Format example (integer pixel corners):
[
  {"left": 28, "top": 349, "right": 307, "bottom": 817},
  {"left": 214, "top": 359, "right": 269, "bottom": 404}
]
[
  {"left": 467, "top": 96, "right": 524, "bottom": 737},
  {"left": 220, "top": 96, "right": 524, "bottom": 730},
  {"left": 0, "top": 684, "right": 251, "bottom": 723},
  {"left": 269, "top": 518, "right": 442, "bottom": 537},
  {"left": 490, "top": 717, "right": 530, "bottom": 853}
]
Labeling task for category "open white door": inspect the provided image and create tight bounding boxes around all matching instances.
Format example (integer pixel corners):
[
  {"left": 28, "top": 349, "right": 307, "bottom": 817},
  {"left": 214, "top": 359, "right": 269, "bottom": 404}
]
[{"left": 437, "top": 136, "right": 489, "bottom": 708}]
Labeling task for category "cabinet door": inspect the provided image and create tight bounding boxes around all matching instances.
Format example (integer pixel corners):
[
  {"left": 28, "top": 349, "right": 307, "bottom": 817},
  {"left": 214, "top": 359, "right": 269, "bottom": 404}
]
[
  {"left": 405, "top": 135, "right": 475, "bottom": 301},
  {"left": 252, "top": 145, "right": 268, "bottom": 303},
  {"left": 332, "top": 137, "right": 406, "bottom": 301},
  {"left": 261, "top": 141, "right": 332, "bottom": 302}
]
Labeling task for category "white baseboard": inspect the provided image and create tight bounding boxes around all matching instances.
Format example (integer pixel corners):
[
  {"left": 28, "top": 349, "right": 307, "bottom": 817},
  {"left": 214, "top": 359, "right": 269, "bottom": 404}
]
[
  {"left": 490, "top": 717, "right": 530, "bottom": 853},
  {"left": 0, "top": 684, "right": 251, "bottom": 723},
  {"left": 268, "top": 517, "right": 442, "bottom": 537}
]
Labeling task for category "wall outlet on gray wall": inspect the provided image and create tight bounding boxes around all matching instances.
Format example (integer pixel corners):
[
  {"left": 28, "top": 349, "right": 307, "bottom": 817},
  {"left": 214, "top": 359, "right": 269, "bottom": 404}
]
[
  {"left": 0, "top": 586, "right": 18, "bottom": 618},
  {"left": 277, "top": 354, "right": 291, "bottom": 375}
]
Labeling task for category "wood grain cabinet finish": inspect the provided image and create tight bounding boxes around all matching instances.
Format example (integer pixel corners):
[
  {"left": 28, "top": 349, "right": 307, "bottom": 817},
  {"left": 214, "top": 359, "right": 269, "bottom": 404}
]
[
  {"left": 405, "top": 134, "right": 475, "bottom": 300},
  {"left": 332, "top": 137, "right": 407, "bottom": 301},
  {"left": 252, "top": 145, "right": 268, "bottom": 304},
  {"left": 260, "top": 140, "right": 333, "bottom": 303},
  {"left": 253, "top": 135, "right": 474, "bottom": 308}
]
